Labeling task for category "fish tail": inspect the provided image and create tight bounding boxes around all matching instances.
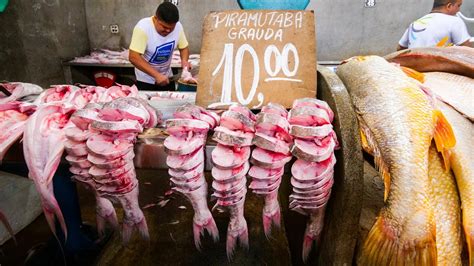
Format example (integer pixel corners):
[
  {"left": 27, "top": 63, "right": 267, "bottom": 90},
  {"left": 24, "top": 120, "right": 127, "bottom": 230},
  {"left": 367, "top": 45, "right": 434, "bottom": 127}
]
[
  {"left": 401, "top": 66, "right": 425, "bottom": 83},
  {"left": 137, "top": 218, "right": 150, "bottom": 242},
  {"left": 466, "top": 226, "right": 474, "bottom": 266},
  {"left": 359, "top": 215, "right": 437, "bottom": 265},
  {"left": 302, "top": 229, "right": 321, "bottom": 263},
  {"left": 226, "top": 221, "right": 249, "bottom": 261},
  {"left": 432, "top": 110, "right": 456, "bottom": 170},
  {"left": 193, "top": 215, "right": 219, "bottom": 250},
  {"left": 96, "top": 215, "right": 106, "bottom": 238},
  {"left": 204, "top": 217, "right": 220, "bottom": 243},
  {"left": 95, "top": 198, "right": 119, "bottom": 237},
  {"left": 42, "top": 193, "right": 67, "bottom": 242},
  {"left": 122, "top": 222, "right": 133, "bottom": 245},
  {"left": 262, "top": 206, "right": 281, "bottom": 238}
]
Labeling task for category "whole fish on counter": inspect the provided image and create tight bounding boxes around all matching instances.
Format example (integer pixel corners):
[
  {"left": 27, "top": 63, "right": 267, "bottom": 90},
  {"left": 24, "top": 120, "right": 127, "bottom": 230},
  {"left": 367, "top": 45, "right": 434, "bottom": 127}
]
[
  {"left": 337, "top": 56, "right": 455, "bottom": 265},
  {"left": 0, "top": 82, "right": 43, "bottom": 104},
  {"left": 423, "top": 72, "right": 474, "bottom": 121},
  {"left": 438, "top": 102, "right": 474, "bottom": 265},
  {"left": 23, "top": 104, "right": 76, "bottom": 240},
  {"left": 0, "top": 103, "right": 35, "bottom": 161},
  {"left": 427, "top": 143, "right": 462, "bottom": 265},
  {"left": 385, "top": 46, "right": 474, "bottom": 78}
]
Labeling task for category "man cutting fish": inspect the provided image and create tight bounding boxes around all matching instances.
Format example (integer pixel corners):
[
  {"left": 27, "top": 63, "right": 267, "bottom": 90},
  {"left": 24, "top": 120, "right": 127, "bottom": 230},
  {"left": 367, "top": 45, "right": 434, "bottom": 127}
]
[
  {"left": 397, "top": 0, "right": 472, "bottom": 50},
  {"left": 129, "top": 1, "right": 190, "bottom": 90}
]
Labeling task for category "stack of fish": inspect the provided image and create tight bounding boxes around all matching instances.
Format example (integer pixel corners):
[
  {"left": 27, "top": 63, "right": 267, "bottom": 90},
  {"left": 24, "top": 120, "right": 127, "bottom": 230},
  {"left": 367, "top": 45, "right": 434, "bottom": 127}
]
[
  {"left": 164, "top": 103, "right": 219, "bottom": 250},
  {"left": 287, "top": 98, "right": 338, "bottom": 262},
  {"left": 82, "top": 97, "right": 159, "bottom": 243},
  {"left": 248, "top": 103, "right": 292, "bottom": 237},
  {"left": 211, "top": 104, "right": 255, "bottom": 259},
  {"left": 66, "top": 103, "right": 119, "bottom": 237},
  {"left": 20, "top": 84, "right": 141, "bottom": 241}
]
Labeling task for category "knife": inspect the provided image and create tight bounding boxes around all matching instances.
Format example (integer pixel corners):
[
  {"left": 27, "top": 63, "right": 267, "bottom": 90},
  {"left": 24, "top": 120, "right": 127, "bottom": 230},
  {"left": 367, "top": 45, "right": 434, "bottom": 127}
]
[{"left": 0, "top": 83, "right": 11, "bottom": 96}]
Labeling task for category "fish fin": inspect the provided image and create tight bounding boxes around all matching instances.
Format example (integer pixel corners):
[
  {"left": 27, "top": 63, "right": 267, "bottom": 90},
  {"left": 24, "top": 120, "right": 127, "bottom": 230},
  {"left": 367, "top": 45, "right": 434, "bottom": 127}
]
[
  {"left": 466, "top": 226, "right": 474, "bottom": 266},
  {"left": 359, "top": 129, "right": 373, "bottom": 155},
  {"left": 137, "top": 218, "right": 150, "bottom": 242},
  {"left": 226, "top": 221, "right": 249, "bottom": 261},
  {"left": 432, "top": 110, "right": 456, "bottom": 170},
  {"left": 359, "top": 215, "right": 437, "bottom": 265},
  {"left": 436, "top": 36, "right": 449, "bottom": 47},
  {"left": 122, "top": 222, "right": 134, "bottom": 245},
  {"left": 400, "top": 66, "right": 425, "bottom": 83},
  {"left": 192, "top": 216, "right": 219, "bottom": 247},
  {"left": 360, "top": 126, "right": 391, "bottom": 201},
  {"left": 302, "top": 233, "right": 319, "bottom": 263}
]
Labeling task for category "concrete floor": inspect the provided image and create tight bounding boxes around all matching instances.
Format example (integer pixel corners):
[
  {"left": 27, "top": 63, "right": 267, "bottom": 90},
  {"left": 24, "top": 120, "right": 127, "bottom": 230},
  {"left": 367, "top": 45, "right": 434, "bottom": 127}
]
[{"left": 0, "top": 165, "right": 316, "bottom": 265}]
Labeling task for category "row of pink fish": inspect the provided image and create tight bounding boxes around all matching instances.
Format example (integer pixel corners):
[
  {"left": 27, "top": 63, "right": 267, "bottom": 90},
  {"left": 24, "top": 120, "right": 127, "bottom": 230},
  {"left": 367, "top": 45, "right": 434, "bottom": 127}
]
[
  {"left": 1, "top": 82, "right": 141, "bottom": 242},
  {"left": 164, "top": 100, "right": 338, "bottom": 262},
  {"left": 65, "top": 97, "right": 161, "bottom": 243}
]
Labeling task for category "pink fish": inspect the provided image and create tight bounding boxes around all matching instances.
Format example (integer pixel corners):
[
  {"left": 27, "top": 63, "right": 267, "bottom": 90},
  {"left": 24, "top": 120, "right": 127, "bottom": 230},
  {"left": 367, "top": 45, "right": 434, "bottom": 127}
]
[{"left": 23, "top": 104, "right": 75, "bottom": 240}]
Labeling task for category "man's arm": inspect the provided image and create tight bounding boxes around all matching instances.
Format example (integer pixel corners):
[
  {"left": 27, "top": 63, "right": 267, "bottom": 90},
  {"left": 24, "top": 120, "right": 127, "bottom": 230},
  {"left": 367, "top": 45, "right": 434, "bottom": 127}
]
[
  {"left": 177, "top": 28, "right": 190, "bottom": 69},
  {"left": 179, "top": 46, "right": 190, "bottom": 69},
  {"left": 458, "top": 40, "right": 472, "bottom": 48},
  {"left": 129, "top": 51, "right": 169, "bottom": 85},
  {"left": 397, "top": 28, "right": 409, "bottom": 51}
]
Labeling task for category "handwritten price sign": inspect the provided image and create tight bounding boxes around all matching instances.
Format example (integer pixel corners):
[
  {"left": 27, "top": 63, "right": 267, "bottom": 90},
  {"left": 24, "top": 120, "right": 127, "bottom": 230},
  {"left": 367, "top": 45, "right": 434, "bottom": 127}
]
[{"left": 196, "top": 10, "right": 317, "bottom": 109}]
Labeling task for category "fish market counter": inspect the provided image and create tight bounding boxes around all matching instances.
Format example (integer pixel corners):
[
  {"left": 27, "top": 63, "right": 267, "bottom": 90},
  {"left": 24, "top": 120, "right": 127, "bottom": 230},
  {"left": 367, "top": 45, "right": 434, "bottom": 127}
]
[
  {"left": 125, "top": 66, "right": 364, "bottom": 264},
  {"left": 62, "top": 61, "right": 183, "bottom": 86},
  {"left": 1, "top": 66, "right": 364, "bottom": 264}
]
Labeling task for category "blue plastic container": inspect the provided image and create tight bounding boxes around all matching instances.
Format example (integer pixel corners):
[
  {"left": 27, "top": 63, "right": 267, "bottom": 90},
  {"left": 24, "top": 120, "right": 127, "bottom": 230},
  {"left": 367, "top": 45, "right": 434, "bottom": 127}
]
[
  {"left": 177, "top": 81, "right": 197, "bottom": 92},
  {"left": 238, "top": 0, "right": 309, "bottom": 10},
  {"left": 0, "top": 0, "right": 9, "bottom": 12}
]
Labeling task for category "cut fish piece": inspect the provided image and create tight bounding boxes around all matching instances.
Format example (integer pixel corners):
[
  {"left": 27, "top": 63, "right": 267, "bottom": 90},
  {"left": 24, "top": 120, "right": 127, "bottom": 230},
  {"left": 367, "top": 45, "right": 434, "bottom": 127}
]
[
  {"left": 292, "top": 98, "right": 334, "bottom": 122},
  {"left": 291, "top": 137, "right": 336, "bottom": 162},
  {"left": 251, "top": 147, "right": 292, "bottom": 169},
  {"left": 253, "top": 133, "right": 291, "bottom": 154},
  {"left": 212, "top": 144, "right": 251, "bottom": 169},
  {"left": 291, "top": 154, "right": 336, "bottom": 182},
  {"left": 213, "top": 127, "right": 253, "bottom": 147},
  {"left": 86, "top": 134, "right": 134, "bottom": 159},
  {"left": 212, "top": 162, "right": 250, "bottom": 183},
  {"left": 220, "top": 110, "right": 255, "bottom": 133},
  {"left": 289, "top": 124, "right": 333, "bottom": 140},
  {"left": 166, "top": 147, "right": 204, "bottom": 170},
  {"left": 288, "top": 106, "right": 331, "bottom": 126},
  {"left": 164, "top": 135, "right": 205, "bottom": 155}
]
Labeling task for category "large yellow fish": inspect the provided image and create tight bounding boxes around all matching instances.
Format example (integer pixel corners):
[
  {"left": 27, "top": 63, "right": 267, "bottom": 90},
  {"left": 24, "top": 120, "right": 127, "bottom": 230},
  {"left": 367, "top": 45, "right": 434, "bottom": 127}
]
[
  {"left": 336, "top": 56, "right": 455, "bottom": 265},
  {"left": 438, "top": 102, "right": 474, "bottom": 265},
  {"left": 428, "top": 143, "right": 462, "bottom": 265}
]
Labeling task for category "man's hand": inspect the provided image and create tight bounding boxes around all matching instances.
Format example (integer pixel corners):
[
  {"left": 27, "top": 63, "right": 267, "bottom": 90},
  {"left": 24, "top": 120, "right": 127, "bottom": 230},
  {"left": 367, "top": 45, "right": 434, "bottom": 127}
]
[
  {"left": 154, "top": 73, "right": 170, "bottom": 86},
  {"left": 181, "top": 61, "right": 191, "bottom": 70}
]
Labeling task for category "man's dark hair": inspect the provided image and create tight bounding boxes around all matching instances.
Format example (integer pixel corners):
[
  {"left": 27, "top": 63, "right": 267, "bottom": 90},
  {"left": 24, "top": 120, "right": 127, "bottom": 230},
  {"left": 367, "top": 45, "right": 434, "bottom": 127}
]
[
  {"left": 433, "top": 0, "right": 458, "bottom": 8},
  {"left": 156, "top": 2, "right": 179, "bottom": 23}
]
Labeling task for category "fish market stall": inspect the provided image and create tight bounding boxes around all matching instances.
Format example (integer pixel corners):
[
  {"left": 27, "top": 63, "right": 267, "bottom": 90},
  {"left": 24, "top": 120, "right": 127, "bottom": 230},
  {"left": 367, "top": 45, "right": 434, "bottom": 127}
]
[
  {"left": 62, "top": 50, "right": 200, "bottom": 86},
  {"left": 2, "top": 0, "right": 474, "bottom": 265},
  {"left": 92, "top": 66, "right": 363, "bottom": 265}
]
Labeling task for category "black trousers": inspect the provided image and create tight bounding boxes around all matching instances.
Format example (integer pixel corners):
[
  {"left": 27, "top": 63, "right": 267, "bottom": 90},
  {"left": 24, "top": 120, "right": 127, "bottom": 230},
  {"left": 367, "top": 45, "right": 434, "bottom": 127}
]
[{"left": 136, "top": 80, "right": 176, "bottom": 91}]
